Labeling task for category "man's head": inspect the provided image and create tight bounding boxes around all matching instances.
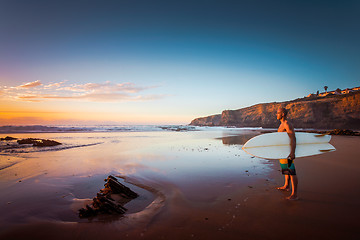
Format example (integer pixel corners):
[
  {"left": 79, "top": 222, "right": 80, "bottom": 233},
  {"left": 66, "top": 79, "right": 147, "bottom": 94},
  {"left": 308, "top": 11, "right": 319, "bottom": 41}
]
[{"left": 276, "top": 107, "right": 288, "bottom": 120}]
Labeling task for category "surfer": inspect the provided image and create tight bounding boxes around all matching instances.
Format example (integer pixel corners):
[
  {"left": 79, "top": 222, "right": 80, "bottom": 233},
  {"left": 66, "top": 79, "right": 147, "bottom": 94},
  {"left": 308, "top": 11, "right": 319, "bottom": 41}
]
[{"left": 276, "top": 107, "right": 298, "bottom": 200}]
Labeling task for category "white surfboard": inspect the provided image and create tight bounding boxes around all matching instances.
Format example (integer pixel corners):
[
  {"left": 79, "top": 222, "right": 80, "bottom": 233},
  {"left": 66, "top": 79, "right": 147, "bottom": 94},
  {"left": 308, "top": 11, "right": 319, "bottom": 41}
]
[{"left": 242, "top": 132, "right": 336, "bottom": 159}]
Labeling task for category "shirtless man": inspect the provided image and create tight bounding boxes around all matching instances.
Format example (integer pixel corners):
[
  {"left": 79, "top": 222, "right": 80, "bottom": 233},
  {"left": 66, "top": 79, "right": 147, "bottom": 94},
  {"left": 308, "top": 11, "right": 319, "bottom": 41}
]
[{"left": 276, "top": 107, "right": 298, "bottom": 200}]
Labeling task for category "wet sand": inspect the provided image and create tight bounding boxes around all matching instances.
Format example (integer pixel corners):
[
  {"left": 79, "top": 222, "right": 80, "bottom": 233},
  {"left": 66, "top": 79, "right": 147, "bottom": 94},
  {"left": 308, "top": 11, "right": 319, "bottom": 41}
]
[{"left": 0, "top": 132, "right": 359, "bottom": 240}]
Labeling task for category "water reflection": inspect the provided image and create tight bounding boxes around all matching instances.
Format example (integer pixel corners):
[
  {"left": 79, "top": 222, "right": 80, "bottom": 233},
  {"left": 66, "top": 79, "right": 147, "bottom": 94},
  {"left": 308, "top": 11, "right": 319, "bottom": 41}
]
[
  {"left": 219, "top": 134, "right": 259, "bottom": 145},
  {"left": 0, "top": 130, "right": 275, "bottom": 226}
]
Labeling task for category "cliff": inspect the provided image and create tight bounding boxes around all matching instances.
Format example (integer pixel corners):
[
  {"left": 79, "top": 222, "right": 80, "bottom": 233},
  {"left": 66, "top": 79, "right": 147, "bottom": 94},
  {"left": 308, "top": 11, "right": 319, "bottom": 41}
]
[{"left": 190, "top": 91, "right": 360, "bottom": 130}]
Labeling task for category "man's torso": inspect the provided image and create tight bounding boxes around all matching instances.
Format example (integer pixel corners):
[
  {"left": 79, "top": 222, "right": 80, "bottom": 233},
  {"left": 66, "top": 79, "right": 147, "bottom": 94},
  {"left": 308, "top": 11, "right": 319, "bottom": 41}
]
[{"left": 278, "top": 120, "right": 290, "bottom": 132}]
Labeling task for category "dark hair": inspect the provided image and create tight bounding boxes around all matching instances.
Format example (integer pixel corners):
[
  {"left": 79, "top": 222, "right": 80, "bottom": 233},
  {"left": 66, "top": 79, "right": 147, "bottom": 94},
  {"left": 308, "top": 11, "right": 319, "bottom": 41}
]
[{"left": 278, "top": 107, "right": 288, "bottom": 117}]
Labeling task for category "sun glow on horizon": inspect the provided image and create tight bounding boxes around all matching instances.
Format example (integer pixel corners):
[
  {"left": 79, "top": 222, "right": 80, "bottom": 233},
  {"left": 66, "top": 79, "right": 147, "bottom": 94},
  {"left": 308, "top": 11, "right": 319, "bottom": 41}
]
[
  {"left": 0, "top": 110, "right": 192, "bottom": 125},
  {"left": 0, "top": 80, "right": 191, "bottom": 125}
]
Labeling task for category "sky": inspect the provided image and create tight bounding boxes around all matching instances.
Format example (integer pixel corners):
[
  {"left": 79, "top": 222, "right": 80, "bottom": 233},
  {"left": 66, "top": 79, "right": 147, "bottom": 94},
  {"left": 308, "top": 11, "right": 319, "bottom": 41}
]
[{"left": 0, "top": 0, "right": 359, "bottom": 125}]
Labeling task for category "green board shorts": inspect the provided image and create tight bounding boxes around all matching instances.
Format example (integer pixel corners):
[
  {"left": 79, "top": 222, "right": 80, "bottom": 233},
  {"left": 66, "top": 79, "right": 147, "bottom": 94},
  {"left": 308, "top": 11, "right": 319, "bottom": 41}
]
[{"left": 279, "top": 158, "right": 296, "bottom": 175}]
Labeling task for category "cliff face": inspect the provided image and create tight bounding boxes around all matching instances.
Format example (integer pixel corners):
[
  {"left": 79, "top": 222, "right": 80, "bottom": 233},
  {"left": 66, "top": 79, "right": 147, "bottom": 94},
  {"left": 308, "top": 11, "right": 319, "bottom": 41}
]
[
  {"left": 190, "top": 91, "right": 360, "bottom": 130},
  {"left": 190, "top": 114, "right": 222, "bottom": 126}
]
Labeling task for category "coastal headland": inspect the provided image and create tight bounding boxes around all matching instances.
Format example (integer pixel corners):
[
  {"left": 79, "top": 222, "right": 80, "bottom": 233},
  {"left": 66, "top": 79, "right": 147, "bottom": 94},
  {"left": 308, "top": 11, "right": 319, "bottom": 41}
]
[{"left": 190, "top": 90, "right": 360, "bottom": 130}]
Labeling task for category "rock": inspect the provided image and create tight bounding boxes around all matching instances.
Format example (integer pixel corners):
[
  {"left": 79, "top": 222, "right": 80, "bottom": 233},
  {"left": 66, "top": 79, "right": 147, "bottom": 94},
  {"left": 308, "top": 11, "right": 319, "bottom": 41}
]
[
  {"left": 326, "top": 129, "right": 360, "bottom": 136},
  {"left": 34, "top": 139, "right": 61, "bottom": 147},
  {"left": 104, "top": 175, "right": 138, "bottom": 199},
  {"left": 299, "top": 129, "right": 360, "bottom": 136},
  {"left": 17, "top": 138, "right": 61, "bottom": 147},
  {"left": 190, "top": 114, "right": 221, "bottom": 126},
  {"left": 78, "top": 175, "right": 138, "bottom": 218},
  {"left": 0, "top": 136, "right": 17, "bottom": 141},
  {"left": 190, "top": 91, "right": 360, "bottom": 130}
]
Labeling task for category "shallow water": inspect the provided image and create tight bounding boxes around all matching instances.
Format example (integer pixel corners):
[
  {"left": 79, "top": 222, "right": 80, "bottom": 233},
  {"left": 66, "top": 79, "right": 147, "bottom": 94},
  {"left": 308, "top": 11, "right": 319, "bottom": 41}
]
[{"left": 0, "top": 129, "right": 272, "bottom": 229}]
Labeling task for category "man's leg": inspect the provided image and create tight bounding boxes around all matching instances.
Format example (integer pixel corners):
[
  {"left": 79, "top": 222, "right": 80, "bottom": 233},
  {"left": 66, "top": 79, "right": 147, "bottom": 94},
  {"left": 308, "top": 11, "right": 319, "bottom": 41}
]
[
  {"left": 287, "top": 175, "right": 298, "bottom": 200},
  {"left": 277, "top": 174, "right": 290, "bottom": 190},
  {"left": 278, "top": 159, "right": 291, "bottom": 190}
]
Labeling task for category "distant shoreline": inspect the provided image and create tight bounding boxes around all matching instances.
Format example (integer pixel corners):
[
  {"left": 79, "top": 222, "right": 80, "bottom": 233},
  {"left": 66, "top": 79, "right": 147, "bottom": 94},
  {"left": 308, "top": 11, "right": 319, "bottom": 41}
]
[{"left": 0, "top": 124, "right": 359, "bottom": 135}]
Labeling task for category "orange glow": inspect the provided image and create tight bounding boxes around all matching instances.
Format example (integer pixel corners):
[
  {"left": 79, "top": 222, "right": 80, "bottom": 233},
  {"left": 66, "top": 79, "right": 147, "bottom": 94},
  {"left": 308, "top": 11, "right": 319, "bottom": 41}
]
[
  {"left": 0, "top": 80, "right": 191, "bottom": 125},
  {"left": 0, "top": 109, "right": 190, "bottom": 125},
  {"left": 0, "top": 99, "right": 190, "bottom": 125}
]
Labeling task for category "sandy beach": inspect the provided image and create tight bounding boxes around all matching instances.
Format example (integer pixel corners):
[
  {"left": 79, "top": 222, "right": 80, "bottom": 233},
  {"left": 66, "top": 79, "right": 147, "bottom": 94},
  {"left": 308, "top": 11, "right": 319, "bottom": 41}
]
[{"left": 0, "top": 130, "right": 359, "bottom": 240}]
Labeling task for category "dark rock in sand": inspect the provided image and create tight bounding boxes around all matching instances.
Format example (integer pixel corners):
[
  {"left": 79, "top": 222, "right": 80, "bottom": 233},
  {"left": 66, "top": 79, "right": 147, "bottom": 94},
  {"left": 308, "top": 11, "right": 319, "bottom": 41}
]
[
  {"left": 17, "top": 138, "right": 61, "bottom": 147},
  {"left": 105, "top": 175, "right": 139, "bottom": 199},
  {"left": 78, "top": 175, "right": 138, "bottom": 218},
  {"left": 0, "top": 136, "right": 18, "bottom": 141},
  {"left": 300, "top": 129, "right": 360, "bottom": 136},
  {"left": 326, "top": 129, "right": 360, "bottom": 136}
]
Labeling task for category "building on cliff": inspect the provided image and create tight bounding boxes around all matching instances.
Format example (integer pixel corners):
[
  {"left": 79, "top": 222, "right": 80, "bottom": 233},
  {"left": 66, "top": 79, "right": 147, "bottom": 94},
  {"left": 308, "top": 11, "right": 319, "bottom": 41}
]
[{"left": 315, "top": 86, "right": 360, "bottom": 98}]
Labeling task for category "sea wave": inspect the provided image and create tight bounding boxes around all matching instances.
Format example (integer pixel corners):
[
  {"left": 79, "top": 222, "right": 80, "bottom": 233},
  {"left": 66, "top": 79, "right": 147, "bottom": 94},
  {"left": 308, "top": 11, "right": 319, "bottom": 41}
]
[
  {"left": 0, "top": 125, "right": 87, "bottom": 133},
  {"left": 0, "top": 125, "right": 199, "bottom": 133},
  {"left": 0, "top": 142, "right": 104, "bottom": 154},
  {"left": 0, "top": 124, "right": 265, "bottom": 134}
]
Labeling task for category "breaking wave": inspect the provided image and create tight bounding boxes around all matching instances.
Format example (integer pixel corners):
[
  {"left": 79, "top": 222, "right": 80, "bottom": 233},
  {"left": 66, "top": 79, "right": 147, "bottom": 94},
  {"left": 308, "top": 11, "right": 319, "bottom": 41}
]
[
  {"left": 0, "top": 142, "right": 103, "bottom": 154},
  {"left": 0, "top": 125, "right": 200, "bottom": 133}
]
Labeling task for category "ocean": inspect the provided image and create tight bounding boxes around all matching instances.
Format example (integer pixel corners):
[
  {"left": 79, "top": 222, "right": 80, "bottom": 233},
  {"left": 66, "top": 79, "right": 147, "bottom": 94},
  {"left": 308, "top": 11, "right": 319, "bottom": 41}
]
[
  {"left": 0, "top": 124, "right": 264, "bottom": 133},
  {"left": 0, "top": 124, "right": 267, "bottom": 154}
]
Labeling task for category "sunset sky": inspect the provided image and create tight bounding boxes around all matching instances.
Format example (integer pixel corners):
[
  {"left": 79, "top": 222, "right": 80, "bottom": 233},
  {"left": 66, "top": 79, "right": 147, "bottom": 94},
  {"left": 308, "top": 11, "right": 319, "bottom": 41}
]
[{"left": 1, "top": 0, "right": 359, "bottom": 125}]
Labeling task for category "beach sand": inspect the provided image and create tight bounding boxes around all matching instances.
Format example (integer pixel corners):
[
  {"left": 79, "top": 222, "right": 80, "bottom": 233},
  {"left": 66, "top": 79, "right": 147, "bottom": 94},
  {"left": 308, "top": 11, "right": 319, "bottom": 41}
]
[{"left": 0, "top": 132, "right": 359, "bottom": 240}]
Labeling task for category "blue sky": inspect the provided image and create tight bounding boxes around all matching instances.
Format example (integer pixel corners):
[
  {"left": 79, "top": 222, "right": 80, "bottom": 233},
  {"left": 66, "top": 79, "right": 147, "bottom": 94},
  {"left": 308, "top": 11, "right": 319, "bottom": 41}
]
[{"left": 0, "top": 0, "right": 359, "bottom": 124}]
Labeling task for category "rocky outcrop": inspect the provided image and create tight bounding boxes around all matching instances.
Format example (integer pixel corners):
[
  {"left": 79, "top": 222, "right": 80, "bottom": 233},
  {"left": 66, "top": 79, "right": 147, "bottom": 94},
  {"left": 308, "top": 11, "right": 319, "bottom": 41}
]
[
  {"left": 300, "top": 129, "right": 360, "bottom": 136},
  {"left": 0, "top": 136, "right": 17, "bottom": 141},
  {"left": 78, "top": 175, "right": 138, "bottom": 218},
  {"left": 190, "top": 91, "right": 360, "bottom": 130},
  {"left": 17, "top": 138, "right": 61, "bottom": 147},
  {"left": 189, "top": 114, "right": 222, "bottom": 126}
]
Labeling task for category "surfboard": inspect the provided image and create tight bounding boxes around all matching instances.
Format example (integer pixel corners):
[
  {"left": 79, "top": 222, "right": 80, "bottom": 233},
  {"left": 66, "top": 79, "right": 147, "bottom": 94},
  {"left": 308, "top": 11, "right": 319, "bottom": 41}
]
[{"left": 242, "top": 132, "right": 336, "bottom": 159}]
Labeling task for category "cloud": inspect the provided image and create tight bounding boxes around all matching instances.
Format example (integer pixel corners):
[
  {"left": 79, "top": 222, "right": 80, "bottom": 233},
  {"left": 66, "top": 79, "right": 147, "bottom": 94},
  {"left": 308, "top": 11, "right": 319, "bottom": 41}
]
[
  {"left": 16, "top": 94, "right": 46, "bottom": 102},
  {"left": 60, "top": 82, "right": 153, "bottom": 94},
  {"left": 17, "top": 80, "right": 42, "bottom": 88},
  {"left": 115, "top": 82, "right": 152, "bottom": 93},
  {"left": 4, "top": 80, "right": 166, "bottom": 103},
  {"left": 16, "top": 92, "right": 167, "bottom": 102},
  {"left": 44, "top": 80, "right": 68, "bottom": 89}
]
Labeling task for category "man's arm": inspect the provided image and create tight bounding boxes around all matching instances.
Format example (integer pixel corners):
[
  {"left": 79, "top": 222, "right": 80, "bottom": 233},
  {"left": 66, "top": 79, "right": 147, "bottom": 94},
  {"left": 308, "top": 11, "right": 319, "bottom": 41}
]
[{"left": 285, "top": 122, "right": 296, "bottom": 160}]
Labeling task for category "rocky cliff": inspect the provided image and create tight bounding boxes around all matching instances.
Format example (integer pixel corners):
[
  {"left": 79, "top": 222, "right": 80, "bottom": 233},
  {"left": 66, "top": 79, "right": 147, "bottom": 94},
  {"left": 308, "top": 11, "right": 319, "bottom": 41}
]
[{"left": 190, "top": 91, "right": 360, "bottom": 130}]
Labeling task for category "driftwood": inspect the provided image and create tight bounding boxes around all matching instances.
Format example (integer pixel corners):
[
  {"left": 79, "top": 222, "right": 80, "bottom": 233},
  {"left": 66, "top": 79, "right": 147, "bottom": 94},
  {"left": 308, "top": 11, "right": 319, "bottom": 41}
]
[
  {"left": 78, "top": 175, "right": 138, "bottom": 218},
  {"left": 17, "top": 138, "right": 62, "bottom": 147},
  {"left": 105, "top": 175, "right": 139, "bottom": 198}
]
